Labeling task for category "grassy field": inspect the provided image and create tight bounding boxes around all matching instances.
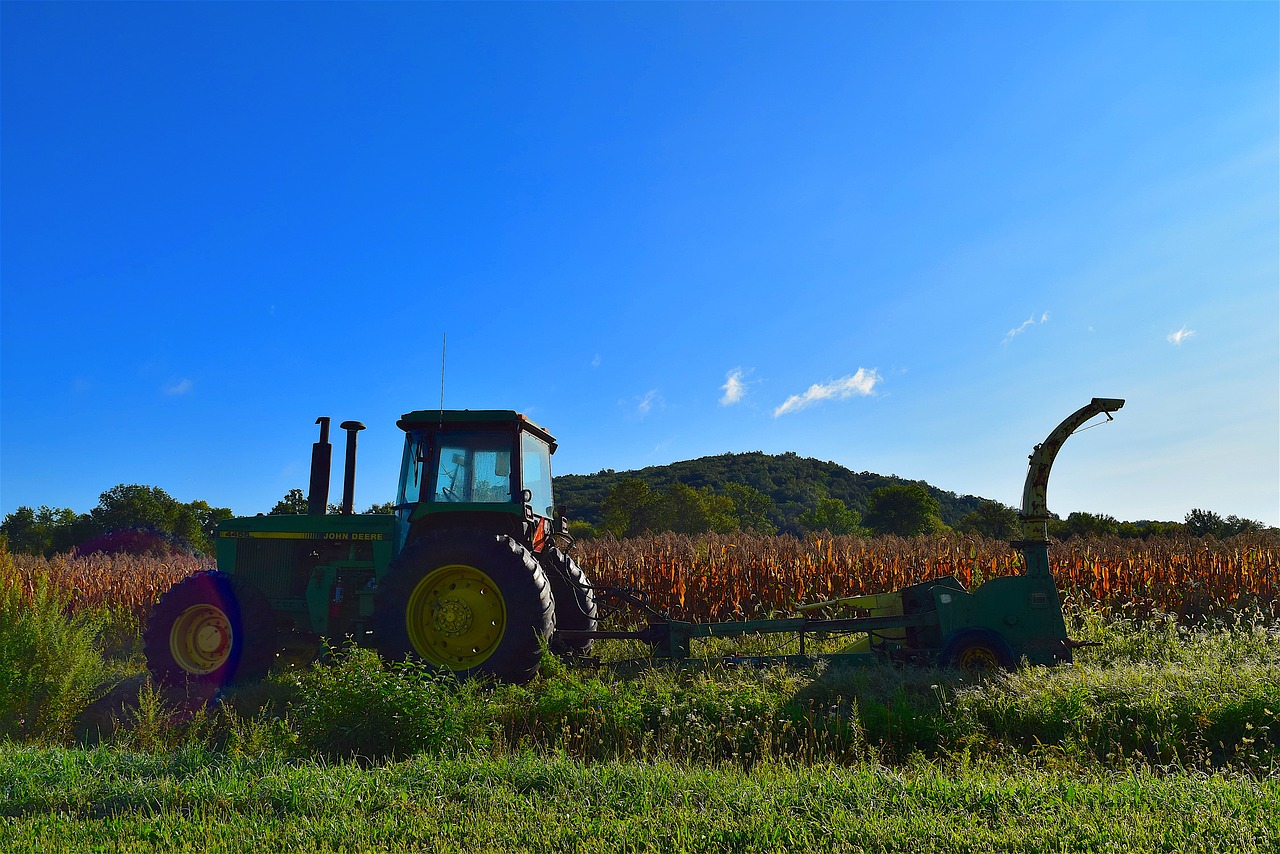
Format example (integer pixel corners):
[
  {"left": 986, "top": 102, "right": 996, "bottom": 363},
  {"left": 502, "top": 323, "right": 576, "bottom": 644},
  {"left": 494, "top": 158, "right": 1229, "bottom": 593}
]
[
  {"left": 2, "top": 539, "right": 1279, "bottom": 851},
  {"left": 3, "top": 748, "right": 1277, "bottom": 853}
]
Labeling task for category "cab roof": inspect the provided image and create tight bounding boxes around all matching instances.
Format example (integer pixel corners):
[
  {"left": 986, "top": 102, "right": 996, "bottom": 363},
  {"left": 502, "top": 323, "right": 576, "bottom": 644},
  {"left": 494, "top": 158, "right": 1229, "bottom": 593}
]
[{"left": 397, "top": 409, "right": 556, "bottom": 448}]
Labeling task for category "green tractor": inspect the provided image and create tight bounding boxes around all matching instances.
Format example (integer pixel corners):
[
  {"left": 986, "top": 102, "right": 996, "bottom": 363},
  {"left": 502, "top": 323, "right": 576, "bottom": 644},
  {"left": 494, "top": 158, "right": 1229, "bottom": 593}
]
[{"left": 144, "top": 410, "right": 598, "bottom": 689}]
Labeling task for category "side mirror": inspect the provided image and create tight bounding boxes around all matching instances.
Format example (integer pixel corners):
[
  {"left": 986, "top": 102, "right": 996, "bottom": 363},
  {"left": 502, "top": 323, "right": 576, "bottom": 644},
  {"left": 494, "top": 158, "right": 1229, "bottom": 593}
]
[{"left": 553, "top": 514, "right": 575, "bottom": 550}]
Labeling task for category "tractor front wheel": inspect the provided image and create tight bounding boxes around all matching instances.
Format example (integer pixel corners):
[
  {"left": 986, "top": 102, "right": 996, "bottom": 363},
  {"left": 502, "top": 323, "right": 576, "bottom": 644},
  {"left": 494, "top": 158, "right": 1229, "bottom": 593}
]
[
  {"left": 374, "top": 531, "right": 555, "bottom": 684},
  {"left": 143, "top": 571, "right": 275, "bottom": 689}
]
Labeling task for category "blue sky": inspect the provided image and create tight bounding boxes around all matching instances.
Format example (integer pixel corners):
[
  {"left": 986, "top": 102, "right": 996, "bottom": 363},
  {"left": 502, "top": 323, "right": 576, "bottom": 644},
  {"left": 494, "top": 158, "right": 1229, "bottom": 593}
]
[{"left": 2, "top": 2, "right": 1277, "bottom": 527}]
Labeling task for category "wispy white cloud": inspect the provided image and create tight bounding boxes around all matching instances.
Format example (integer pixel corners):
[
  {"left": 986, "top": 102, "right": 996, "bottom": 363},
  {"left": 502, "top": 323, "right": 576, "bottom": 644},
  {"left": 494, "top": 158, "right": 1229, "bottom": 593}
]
[
  {"left": 636, "top": 389, "right": 662, "bottom": 416},
  {"left": 1002, "top": 311, "right": 1050, "bottom": 345},
  {"left": 773, "top": 369, "right": 880, "bottom": 417},
  {"left": 591, "top": 354, "right": 601, "bottom": 368},
  {"left": 1167, "top": 325, "right": 1196, "bottom": 346},
  {"left": 164, "top": 379, "right": 193, "bottom": 395},
  {"left": 720, "top": 368, "right": 749, "bottom": 406}
]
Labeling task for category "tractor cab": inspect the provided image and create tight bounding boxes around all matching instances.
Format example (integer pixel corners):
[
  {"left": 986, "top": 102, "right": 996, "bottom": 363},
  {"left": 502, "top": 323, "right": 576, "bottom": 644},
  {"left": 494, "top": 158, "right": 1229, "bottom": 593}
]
[{"left": 395, "top": 409, "right": 558, "bottom": 551}]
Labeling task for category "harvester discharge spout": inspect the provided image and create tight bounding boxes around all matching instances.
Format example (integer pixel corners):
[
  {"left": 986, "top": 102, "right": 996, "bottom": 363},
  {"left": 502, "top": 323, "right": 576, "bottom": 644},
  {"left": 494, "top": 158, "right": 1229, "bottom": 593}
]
[{"left": 1016, "top": 397, "right": 1124, "bottom": 575}]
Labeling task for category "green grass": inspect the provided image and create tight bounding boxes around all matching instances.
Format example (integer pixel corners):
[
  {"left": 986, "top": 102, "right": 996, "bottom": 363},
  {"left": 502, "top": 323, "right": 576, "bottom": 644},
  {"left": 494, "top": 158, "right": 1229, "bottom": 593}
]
[
  {"left": 1, "top": 746, "right": 1276, "bottom": 853},
  {"left": 3, "top": 589, "right": 1275, "bottom": 773},
  {"left": 2, "top": 556, "right": 1278, "bottom": 851}
]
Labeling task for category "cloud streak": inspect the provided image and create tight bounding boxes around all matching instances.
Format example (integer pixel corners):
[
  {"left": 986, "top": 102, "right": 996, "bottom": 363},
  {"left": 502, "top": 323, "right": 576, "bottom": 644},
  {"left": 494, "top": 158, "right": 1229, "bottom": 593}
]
[
  {"left": 1167, "top": 325, "right": 1195, "bottom": 346},
  {"left": 1003, "top": 311, "right": 1050, "bottom": 345},
  {"left": 164, "top": 379, "right": 193, "bottom": 395},
  {"left": 636, "top": 389, "right": 662, "bottom": 416},
  {"left": 720, "top": 368, "right": 748, "bottom": 406},
  {"left": 774, "top": 369, "right": 880, "bottom": 417}
]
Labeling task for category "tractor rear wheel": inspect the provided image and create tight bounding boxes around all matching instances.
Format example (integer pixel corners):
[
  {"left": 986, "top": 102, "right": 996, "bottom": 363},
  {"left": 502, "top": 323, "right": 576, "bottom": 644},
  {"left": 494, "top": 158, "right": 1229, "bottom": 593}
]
[
  {"left": 938, "top": 628, "right": 1016, "bottom": 672},
  {"left": 540, "top": 548, "right": 598, "bottom": 656},
  {"left": 373, "top": 530, "right": 555, "bottom": 684},
  {"left": 143, "top": 571, "right": 275, "bottom": 689}
]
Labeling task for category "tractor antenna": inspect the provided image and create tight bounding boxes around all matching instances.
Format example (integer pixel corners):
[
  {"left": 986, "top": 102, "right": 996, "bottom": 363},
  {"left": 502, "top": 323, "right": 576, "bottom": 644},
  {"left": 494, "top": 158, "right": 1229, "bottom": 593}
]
[{"left": 439, "top": 333, "right": 447, "bottom": 429}]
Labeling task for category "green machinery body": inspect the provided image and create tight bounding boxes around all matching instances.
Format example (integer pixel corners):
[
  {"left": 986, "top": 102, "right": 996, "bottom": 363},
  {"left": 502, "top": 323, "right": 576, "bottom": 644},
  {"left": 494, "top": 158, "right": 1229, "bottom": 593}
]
[
  {"left": 561, "top": 397, "right": 1127, "bottom": 670},
  {"left": 215, "top": 409, "right": 560, "bottom": 645},
  {"left": 145, "top": 397, "right": 1124, "bottom": 690},
  {"left": 144, "top": 409, "right": 589, "bottom": 689},
  {"left": 614, "top": 559, "right": 1073, "bottom": 669},
  {"left": 211, "top": 409, "right": 562, "bottom": 644},
  {"left": 214, "top": 512, "right": 403, "bottom": 642}
]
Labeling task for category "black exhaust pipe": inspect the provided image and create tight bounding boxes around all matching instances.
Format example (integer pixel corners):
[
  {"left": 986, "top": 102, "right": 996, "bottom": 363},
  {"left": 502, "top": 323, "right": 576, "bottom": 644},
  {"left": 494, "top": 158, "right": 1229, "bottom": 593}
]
[
  {"left": 339, "top": 420, "right": 366, "bottom": 516},
  {"left": 307, "top": 417, "right": 332, "bottom": 516}
]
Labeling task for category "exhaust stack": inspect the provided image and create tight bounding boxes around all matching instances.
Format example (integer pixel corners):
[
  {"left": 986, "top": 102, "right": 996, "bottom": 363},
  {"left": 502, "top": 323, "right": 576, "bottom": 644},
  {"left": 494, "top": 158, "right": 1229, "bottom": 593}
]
[
  {"left": 307, "top": 417, "right": 332, "bottom": 516},
  {"left": 339, "top": 420, "right": 366, "bottom": 516}
]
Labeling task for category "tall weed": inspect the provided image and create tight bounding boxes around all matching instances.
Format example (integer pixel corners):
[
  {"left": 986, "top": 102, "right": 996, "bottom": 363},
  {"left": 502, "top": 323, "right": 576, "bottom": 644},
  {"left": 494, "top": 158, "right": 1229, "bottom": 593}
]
[
  {"left": 287, "top": 643, "right": 477, "bottom": 761},
  {"left": 0, "top": 541, "right": 107, "bottom": 743}
]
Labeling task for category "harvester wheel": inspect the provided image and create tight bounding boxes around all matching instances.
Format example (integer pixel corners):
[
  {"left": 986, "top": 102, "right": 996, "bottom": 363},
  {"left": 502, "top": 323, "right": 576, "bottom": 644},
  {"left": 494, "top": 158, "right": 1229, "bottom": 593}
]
[
  {"left": 540, "top": 548, "right": 598, "bottom": 656},
  {"left": 939, "top": 628, "right": 1016, "bottom": 672},
  {"left": 374, "top": 530, "right": 555, "bottom": 684},
  {"left": 143, "top": 571, "right": 275, "bottom": 689}
]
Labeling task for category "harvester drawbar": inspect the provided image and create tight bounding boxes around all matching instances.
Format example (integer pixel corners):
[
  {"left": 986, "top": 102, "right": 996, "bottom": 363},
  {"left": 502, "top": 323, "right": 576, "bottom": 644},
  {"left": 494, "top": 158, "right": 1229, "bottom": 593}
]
[{"left": 561, "top": 397, "right": 1126, "bottom": 671}]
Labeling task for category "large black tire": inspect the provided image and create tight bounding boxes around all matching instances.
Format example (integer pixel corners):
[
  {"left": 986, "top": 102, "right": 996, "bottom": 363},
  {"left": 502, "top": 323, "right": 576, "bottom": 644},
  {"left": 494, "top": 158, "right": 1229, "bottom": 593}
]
[
  {"left": 540, "top": 548, "right": 598, "bottom": 656},
  {"left": 938, "top": 627, "right": 1016, "bottom": 672},
  {"left": 143, "top": 571, "right": 275, "bottom": 689},
  {"left": 373, "top": 530, "right": 555, "bottom": 685}
]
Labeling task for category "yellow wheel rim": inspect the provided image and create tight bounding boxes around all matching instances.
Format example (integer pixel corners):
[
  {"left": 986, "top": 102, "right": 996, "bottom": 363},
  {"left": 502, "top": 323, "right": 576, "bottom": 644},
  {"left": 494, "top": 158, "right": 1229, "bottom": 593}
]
[
  {"left": 957, "top": 645, "right": 1001, "bottom": 671},
  {"left": 169, "top": 603, "right": 233, "bottom": 675},
  {"left": 406, "top": 563, "right": 507, "bottom": 670}
]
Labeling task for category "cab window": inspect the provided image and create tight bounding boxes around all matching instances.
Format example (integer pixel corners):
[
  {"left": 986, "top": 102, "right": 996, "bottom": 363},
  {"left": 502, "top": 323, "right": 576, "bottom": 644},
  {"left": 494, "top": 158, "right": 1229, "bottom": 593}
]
[
  {"left": 431, "top": 432, "right": 513, "bottom": 503},
  {"left": 520, "top": 432, "right": 554, "bottom": 518}
]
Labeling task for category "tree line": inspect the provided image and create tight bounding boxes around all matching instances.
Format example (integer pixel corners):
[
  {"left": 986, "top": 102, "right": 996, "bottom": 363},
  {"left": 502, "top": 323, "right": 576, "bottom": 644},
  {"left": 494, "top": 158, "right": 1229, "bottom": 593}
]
[
  {"left": 554, "top": 451, "right": 1274, "bottom": 541},
  {"left": 1, "top": 485, "right": 233, "bottom": 557},
  {"left": 577, "top": 476, "right": 1270, "bottom": 542},
  {"left": 588, "top": 478, "right": 951, "bottom": 539},
  {"left": 0, "top": 485, "right": 395, "bottom": 558},
  {"left": 2, "top": 473, "right": 1271, "bottom": 559}
]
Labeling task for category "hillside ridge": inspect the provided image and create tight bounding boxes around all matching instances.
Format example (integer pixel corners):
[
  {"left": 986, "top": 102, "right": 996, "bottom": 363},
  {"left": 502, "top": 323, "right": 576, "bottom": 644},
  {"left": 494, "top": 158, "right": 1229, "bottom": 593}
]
[{"left": 553, "top": 450, "right": 990, "bottom": 534}]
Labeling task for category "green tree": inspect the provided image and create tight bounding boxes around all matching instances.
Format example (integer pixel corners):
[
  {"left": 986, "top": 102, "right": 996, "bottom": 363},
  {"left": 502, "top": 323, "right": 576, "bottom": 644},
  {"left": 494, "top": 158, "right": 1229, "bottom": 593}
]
[
  {"left": 1184, "top": 508, "right": 1266, "bottom": 538},
  {"left": 89, "top": 484, "right": 179, "bottom": 536},
  {"left": 269, "top": 488, "right": 310, "bottom": 515},
  {"left": 1222, "top": 515, "right": 1265, "bottom": 537},
  {"left": 1051, "top": 511, "right": 1119, "bottom": 540},
  {"left": 862, "top": 484, "right": 943, "bottom": 537},
  {"left": 1184, "top": 508, "right": 1223, "bottom": 537},
  {"left": 179, "top": 500, "right": 234, "bottom": 553},
  {"left": 566, "top": 519, "right": 599, "bottom": 540},
  {"left": 723, "top": 483, "right": 777, "bottom": 535},
  {"left": 662, "top": 483, "right": 736, "bottom": 535},
  {"left": 957, "top": 499, "right": 1021, "bottom": 540},
  {"left": 2, "top": 488, "right": 228, "bottom": 557},
  {"left": 1116, "top": 519, "right": 1184, "bottom": 539},
  {"left": 601, "top": 479, "right": 653, "bottom": 538},
  {"left": 1, "top": 507, "right": 43, "bottom": 555},
  {"left": 85, "top": 484, "right": 228, "bottom": 555},
  {"left": 798, "top": 497, "right": 865, "bottom": 536},
  {"left": 1, "top": 506, "right": 93, "bottom": 556},
  {"left": 364, "top": 501, "right": 396, "bottom": 515}
]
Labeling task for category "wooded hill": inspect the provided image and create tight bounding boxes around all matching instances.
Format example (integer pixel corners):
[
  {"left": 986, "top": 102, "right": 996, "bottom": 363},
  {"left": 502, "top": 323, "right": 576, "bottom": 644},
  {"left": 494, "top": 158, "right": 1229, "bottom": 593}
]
[{"left": 553, "top": 451, "right": 987, "bottom": 536}]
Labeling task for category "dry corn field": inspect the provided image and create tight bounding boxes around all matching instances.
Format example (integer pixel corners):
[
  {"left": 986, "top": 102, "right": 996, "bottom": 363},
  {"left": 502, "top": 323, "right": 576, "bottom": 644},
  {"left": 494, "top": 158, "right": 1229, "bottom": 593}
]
[
  {"left": 7, "top": 549, "right": 213, "bottom": 619},
  {"left": 5, "top": 533, "right": 1277, "bottom": 624},
  {"left": 576, "top": 532, "right": 1280, "bottom": 622}
]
